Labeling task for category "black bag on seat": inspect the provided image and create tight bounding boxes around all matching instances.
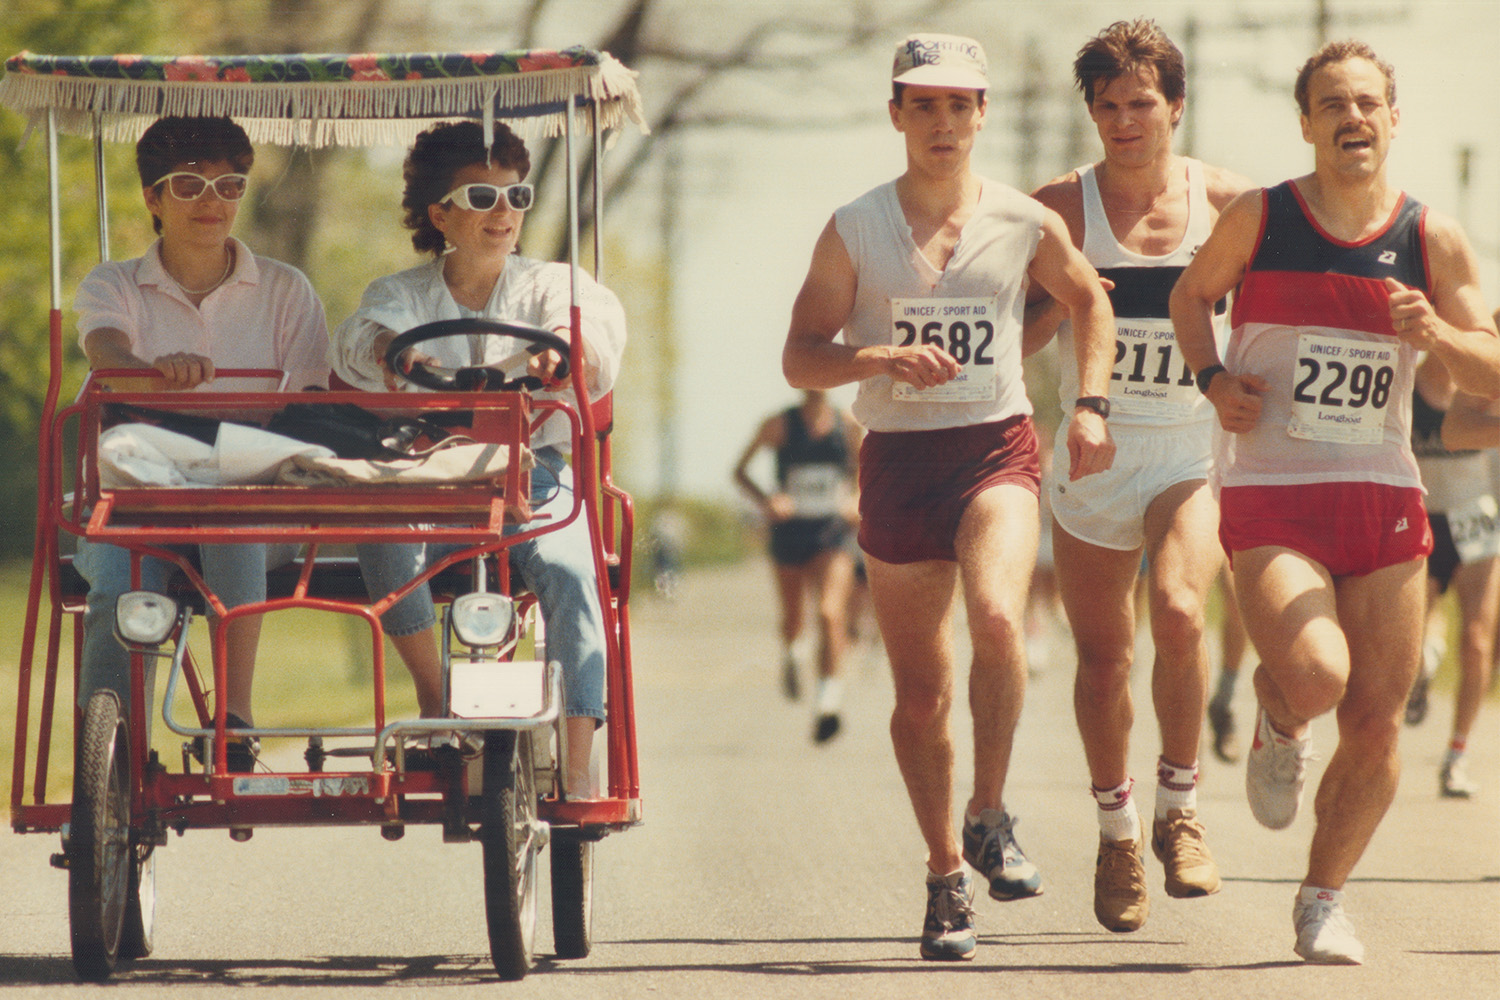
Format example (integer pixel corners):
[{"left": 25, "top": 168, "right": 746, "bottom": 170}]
[
  {"left": 266, "top": 401, "right": 452, "bottom": 460},
  {"left": 102, "top": 402, "right": 229, "bottom": 445}
]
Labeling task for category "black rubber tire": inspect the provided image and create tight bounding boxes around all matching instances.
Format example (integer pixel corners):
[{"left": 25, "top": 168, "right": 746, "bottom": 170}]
[
  {"left": 550, "top": 833, "right": 594, "bottom": 959},
  {"left": 69, "top": 691, "right": 132, "bottom": 981},
  {"left": 481, "top": 730, "right": 538, "bottom": 981},
  {"left": 119, "top": 844, "right": 155, "bottom": 960}
]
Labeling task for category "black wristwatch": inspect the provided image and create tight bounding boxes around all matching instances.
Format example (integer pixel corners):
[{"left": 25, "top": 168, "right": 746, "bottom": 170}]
[
  {"left": 1195, "top": 364, "right": 1227, "bottom": 395},
  {"left": 1074, "top": 395, "right": 1110, "bottom": 419}
]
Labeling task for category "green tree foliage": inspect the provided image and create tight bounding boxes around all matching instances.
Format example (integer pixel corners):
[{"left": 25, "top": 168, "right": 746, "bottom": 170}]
[{"left": 0, "top": 1, "right": 170, "bottom": 555}]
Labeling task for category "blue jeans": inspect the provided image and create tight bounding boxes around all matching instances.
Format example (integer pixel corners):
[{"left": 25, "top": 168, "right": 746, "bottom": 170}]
[
  {"left": 74, "top": 540, "right": 299, "bottom": 711},
  {"left": 355, "top": 448, "right": 607, "bottom": 721}
]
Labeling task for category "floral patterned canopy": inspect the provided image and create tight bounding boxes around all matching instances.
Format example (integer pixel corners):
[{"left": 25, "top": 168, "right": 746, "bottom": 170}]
[{"left": 0, "top": 48, "right": 646, "bottom": 147}]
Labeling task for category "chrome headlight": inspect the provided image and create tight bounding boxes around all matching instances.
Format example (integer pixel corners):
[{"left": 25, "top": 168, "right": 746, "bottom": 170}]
[
  {"left": 450, "top": 592, "right": 515, "bottom": 648},
  {"left": 114, "top": 591, "right": 179, "bottom": 645}
]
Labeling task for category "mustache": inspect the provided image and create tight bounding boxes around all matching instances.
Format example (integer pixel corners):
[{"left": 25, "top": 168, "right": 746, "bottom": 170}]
[{"left": 1335, "top": 125, "right": 1372, "bottom": 143}]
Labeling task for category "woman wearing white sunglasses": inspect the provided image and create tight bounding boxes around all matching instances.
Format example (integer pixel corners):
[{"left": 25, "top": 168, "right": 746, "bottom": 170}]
[
  {"left": 73, "top": 116, "right": 330, "bottom": 764},
  {"left": 331, "top": 120, "right": 627, "bottom": 795}
]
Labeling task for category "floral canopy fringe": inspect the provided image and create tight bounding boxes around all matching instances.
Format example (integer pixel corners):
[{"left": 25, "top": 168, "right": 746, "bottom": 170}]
[{"left": 0, "top": 48, "right": 647, "bottom": 148}]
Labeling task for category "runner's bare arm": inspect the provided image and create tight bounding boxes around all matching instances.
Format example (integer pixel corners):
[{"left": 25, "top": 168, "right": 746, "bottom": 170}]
[
  {"left": 1170, "top": 190, "right": 1268, "bottom": 434},
  {"left": 1441, "top": 390, "right": 1500, "bottom": 451},
  {"left": 733, "top": 414, "right": 792, "bottom": 520},
  {"left": 783, "top": 216, "right": 959, "bottom": 390},
  {"left": 1387, "top": 212, "right": 1500, "bottom": 398},
  {"left": 1020, "top": 176, "right": 1088, "bottom": 358},
  {"left": 1027, "top": 208, "right": 1115, "bottom": 480},
  {"left": 1202, "top": 164, "right": 1257, "bottom": 214}
]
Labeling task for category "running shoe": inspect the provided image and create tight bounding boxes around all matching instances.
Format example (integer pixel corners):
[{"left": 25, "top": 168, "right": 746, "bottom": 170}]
[
  {"left": 1207, "top": 697, "right": 1241, "bottom": 763},
  {"left": 1093, "top": 834, "right": 1149, "bottom": 932},
  {"left": 920, "top": 869, "right": 977, "bottom": 961},
  {"left": 1246, "top": 708, "right": 1312, "bottom": 830},
  {"left": 1403, "top": 671, "right": 1430, "bottom": 726},
  {"left": 189, "top": 712, "right": 259, "bottom": 774},
  {"left": 812, "top": 677, "right": 842, "bottom": 743},
  {"left": 1151, "top": 808, "right": 1222, "bottom": 897},
  {"left": 404, "top": 730, "right": 484, "bottom": 768},
  {"left": 962, "top": 808, "right": 1043, "bottom": 900},
  {"left": 1441, "top": 755, "right": 1479, "bottom": 798},
  {"left": 780, "top": 653, "right": 801, "bottom": 700},
  {"left": 812, "top": 712, "right": 841, "bottom": 743},
  {"left": 1293, "top": 889, "right": 1364, "bottom": 965}
]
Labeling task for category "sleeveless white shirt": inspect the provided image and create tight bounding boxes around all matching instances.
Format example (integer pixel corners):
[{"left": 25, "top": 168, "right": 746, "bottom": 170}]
[
  {"left": 1056, "top": 159, "right": 1226, "bottom": 427},
  {"left": 833, "top": 179, "right": 1043, "bottom": 433}
]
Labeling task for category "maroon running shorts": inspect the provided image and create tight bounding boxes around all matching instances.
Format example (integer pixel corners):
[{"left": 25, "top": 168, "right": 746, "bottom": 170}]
[
  {"left": 1218, "top": 481, "right": 1432, "bottom": 577},
  {"left": 857, "top": 415, "right": 1040, "bottom": 564}
]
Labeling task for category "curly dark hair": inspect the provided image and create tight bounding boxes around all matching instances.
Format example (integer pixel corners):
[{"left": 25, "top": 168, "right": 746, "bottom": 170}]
[
  {"left": 402, "top": 120, "right": 532, "bottom": 256},
  {"left": 136, "top": 116, "right": 254, "bottom": 234}
]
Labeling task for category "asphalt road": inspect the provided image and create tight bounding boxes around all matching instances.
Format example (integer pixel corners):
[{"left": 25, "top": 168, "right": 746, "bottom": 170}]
[{"left": 1, "top": 558, "right": 1496, "bottom": 998}]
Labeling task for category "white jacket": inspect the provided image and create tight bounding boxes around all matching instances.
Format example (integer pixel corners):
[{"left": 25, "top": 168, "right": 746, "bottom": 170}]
[{"left": 331, "top": 256, "right": 627, "bottom": 451}]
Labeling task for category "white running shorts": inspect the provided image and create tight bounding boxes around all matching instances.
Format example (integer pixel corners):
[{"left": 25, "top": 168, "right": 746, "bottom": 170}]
[{"left": 1050, "top": 420, "right": 1213, "bottom": 551}]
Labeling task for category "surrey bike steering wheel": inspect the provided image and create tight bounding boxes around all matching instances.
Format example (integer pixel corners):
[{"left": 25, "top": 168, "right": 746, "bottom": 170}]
[{"left": 384, "top": 318, "right": 571, "bottom": 392}]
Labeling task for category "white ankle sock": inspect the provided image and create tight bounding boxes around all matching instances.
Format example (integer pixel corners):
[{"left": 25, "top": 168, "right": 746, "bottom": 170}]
[
  {"left": 1155, "top": 757, "right": 1198, "bottom": 819},
  {"left": 1093, "top": 779, "right": 1138, "bottom": 842},
  {"left": 814, "top": 676, "right": 843, "bottom": 714},
  {"left": 1299, "top": 884, "right": 1343, "bottom": 908}
]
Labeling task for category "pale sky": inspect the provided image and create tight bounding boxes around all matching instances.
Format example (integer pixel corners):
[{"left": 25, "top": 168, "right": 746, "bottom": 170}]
[{"left": 620, "top": 0, "right": 1500, "bottom": 503}]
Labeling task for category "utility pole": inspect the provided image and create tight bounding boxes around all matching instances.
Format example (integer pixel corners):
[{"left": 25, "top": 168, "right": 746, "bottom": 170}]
[
  {"left": 656, "top": 138, "right": 682, "bottom": 500},
  {"left": 1457, "top": 146, "right": 1474, "bottom": 231},
  {"left": 1015, "top": 35, "right": 1043, "bottom": 191},
  {"left": 1316, "top": 0, "right": 1333, "bottom": 45},
  {"left": 1179, "top": 1, "right": 1408, "bottom": 154}
]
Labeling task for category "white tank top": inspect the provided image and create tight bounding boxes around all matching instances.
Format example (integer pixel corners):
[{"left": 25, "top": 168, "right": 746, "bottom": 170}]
[
  {"left": 1056, "top": 159, "right": 1226, "bottom": 427},
  {"left": 834, "top": 179, "right": 1042, "bottom": 433}
]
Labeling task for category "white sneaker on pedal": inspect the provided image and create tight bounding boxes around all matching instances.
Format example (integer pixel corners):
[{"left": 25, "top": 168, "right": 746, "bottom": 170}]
[
  {"left": 1293, "top": 887, "right": 1364, "bottom": 965},
  {"left": 1246, "top": 708, "right": 1312, "bottom": 830}
]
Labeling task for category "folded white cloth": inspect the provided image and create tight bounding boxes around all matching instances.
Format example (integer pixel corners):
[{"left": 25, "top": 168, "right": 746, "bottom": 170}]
[
  {"left": 98, "top": 423, "right": 336, "bottom": 487},
  {"left": 97, "top": 422, "right": 529, "bottom": 489},
  {"left": 277, "top": 442, "right": 530, "bottom": 486}
]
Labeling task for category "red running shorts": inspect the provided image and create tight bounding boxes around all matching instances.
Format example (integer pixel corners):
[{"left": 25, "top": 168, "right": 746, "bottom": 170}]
[
  {"left": 857, "top": 415, "right": 1040, "bottom": 564},
  {"left": 1218, "top": 481, "right": 1432, "bottom": 577}
]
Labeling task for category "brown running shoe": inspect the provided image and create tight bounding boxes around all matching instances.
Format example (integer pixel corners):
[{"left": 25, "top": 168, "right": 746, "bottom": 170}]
[
  {"left": 1094, "top": 836, "right": 1149, "bottom": 932},
  {"left": 1151, "top": 808, "right": 1222, "bottom": 898}
]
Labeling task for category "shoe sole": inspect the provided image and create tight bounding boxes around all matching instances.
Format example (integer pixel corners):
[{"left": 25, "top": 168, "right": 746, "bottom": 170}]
[
  {"left": 1097, "top": 912, "right": 1147, "bottom": 933},
  {"left": 1294, "top": 944, "right": 1363, "bottom": 965},
  {"left": 1094, "top": 879, "right": 1148, "bottom": 931},
  {"left": 1162, "top": 878, "right": 1221, "bottom": 898},
  {"left": 919, "top": 943, "right": 976, "bottom": 961},
  {"left": 1153, "top": 843, "right": 1222, "bottom": 897},
  {"left": 987, "top": 880, "right": 1043, "bottom": 901},
  {"left": 961, "top": 844, "right": 1044, "bottom": 901}
]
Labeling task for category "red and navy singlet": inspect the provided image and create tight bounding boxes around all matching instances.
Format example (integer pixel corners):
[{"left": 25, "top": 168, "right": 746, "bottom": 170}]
[{"left": 1216, "top": 180, "right": 1428, "bottom": 490}]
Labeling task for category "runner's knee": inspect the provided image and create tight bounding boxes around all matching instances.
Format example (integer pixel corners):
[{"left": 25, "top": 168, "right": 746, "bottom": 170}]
[{"left": 1148, "top": 595, "right": 1206, "bottom": 658}]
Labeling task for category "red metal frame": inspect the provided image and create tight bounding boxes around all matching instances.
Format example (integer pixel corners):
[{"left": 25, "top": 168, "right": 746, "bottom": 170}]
[{"left": 12, "top": 319, "right": 642, "bottom": 836}]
